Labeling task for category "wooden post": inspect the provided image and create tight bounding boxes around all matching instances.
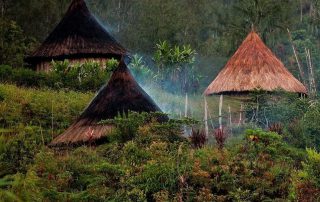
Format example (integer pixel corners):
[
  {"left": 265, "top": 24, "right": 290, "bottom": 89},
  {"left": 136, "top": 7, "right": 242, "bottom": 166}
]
[
  {"left": 185, "top": 93, "right": 188, "bottom": 118},
  {"left": 256, "top": 95, "right": 259, "bottom": 123},
  {"left": 238, "top": 104, "right": 243, "bottom": 126},
  {"left": 219, "top": 94, "right": 223, "bottom": 129},
  {"left": 204, "top": 96, "right": 209, "bottom": 137},
  {"left": 228, "top": 105, "right": 232, "bottom": 126}
]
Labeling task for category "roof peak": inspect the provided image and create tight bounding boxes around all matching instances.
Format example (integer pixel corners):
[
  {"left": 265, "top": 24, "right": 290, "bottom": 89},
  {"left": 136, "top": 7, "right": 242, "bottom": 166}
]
[
  {"left": 25, "top": 0, "right": 127, "bottom": 63},
  {"left": 68, "top": 0, "right": 88, "bottom": 12},
  {"left": 204, "top": 30, "right": 307, "bottom": 95},
  {"left": 245, "top": 30, "right": 263, "bottom": 43}
]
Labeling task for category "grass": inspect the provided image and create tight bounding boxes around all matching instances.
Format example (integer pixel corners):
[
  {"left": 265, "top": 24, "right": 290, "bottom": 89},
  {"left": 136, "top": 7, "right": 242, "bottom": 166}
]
[
  {"left": 0, "top": 83, "right": 244, "bottom": 127},
  {"left": 0, "top": 83, "right": 247, "bottom": 145},
  {"left": 0, "top": 84, "right": 93, "bottom": 133}
]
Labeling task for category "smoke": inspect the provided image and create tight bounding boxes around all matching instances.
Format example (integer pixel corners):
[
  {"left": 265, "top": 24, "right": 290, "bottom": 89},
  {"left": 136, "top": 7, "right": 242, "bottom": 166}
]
[
  {"left": 85, "top": 2, "right": 228, "bottom": 122},
  {"left": 86, "top": 8, "right": 175, "bottom": 114},
  {"left": 127, "top": 52, "right": 184, "bottom": 117}
]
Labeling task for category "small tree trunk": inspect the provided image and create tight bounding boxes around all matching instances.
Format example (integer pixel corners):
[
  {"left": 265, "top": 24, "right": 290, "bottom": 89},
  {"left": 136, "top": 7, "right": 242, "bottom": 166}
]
[
  {"left": 228, "top": 105, "right": 232, "bottom": 126},
  {"left": 300, "top": 0, "right": 303, "bottom": 22},
  {"left": 238, "top": 103, "right": 243, "bottom": 126},
  {"left": 204, "top": 96, "right": 209, "bottom": 137},
  {"left": 219, "top": 94, "right": 223, "bottom": 129},
  {"left": 1, "top": 0, "right": 4, "bottom": 18},
  {"left": 305, "top": 48, "right": 317, "bottom": 97},
  {"left": 1, "top": 0, "right": 7, "bottom": 18},
  {"left": 185, "top": 93, "right": 188, "bottom": 118},
  {"left": 256, "top": 95, "right": 259, "bottom": 123},
  {"left": 118, "top": 0, "right": 121, "bottom": 32},
  {"left": 287, "top": 28, "right": 307, "bottom": 87}
]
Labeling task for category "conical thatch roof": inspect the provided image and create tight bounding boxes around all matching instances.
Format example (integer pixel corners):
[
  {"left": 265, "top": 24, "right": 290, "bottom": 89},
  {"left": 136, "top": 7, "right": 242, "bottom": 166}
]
[
  {"left": 204, "top": 31, "right": 307, "bottom": 95},
  {"left": 50, "top": 60, "right": 164, "bottom": 146},
  {"left": 25, "top": 0, "right": 126, "bottom": 64}
]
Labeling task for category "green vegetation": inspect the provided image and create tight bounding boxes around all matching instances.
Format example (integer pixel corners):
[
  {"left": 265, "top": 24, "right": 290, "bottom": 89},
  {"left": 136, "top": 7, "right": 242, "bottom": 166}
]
[
  {"left": 0, "top": 110, "right": 317, "bottom": 201},
  {"left": 0, "top": 60, "right": 118, "bottom": 92},
  {"left": 2, "top": 0, "right": 320, "bottom": 89},
  {"left": 1, "top": 0, "right": 320, "bottom": 201},
  {"left": 0, "top": 85, "right": 318, "bottom": 201}
]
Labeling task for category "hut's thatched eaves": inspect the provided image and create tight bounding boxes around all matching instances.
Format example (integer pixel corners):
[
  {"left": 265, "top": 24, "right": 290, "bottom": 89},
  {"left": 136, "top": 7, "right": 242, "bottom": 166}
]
[
  {"left": 25, "top": 0, "right": 127, "bottom": 65},
  {"left": 50, "top": 60, "right": 164, "bottom": 146},
  {"left": 204, "top": 31, "right": 307, "bottom": 95}
]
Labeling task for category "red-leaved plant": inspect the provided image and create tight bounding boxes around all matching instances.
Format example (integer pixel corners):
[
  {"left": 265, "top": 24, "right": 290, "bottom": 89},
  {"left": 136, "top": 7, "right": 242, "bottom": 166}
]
[
  {"left": 213, "top": 128, "right": 228, "bottom": 150},
  {"left": 190, "top": 128, "right": 207, "bottom": 149},
  {"left": 268, "top": 123, "right": 283, "bottom": 135}
]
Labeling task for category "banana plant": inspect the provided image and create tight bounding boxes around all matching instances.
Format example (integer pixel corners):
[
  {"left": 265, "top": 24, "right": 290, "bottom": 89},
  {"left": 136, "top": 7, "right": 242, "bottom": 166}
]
[{"left": 153, "top": 40, "right": 198, "bottom": 94}]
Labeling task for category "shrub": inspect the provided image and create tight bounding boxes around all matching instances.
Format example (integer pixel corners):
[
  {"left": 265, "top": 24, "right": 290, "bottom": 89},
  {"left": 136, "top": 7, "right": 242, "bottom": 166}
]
[
  {"left": 0, "top": 60, "right": 114, "bottom": 92},
  {"left": 129, "top": 55, "right": 154, "bottom": 85},
  {"left": 0, "top": 18, "right": 36, "bottom": 67},
  {"left": 190, "top": 128, "right": 207, "bottom": 149},
  {"left": 51, "top": 60, "right": 112, "bottom": 91},
  {"left": 0, "top": 176, "right": 19, "bottom": 201},
  {"left": 129, "top": 161, "right": 179, "bottom": 196},
  {"left": 213, "top": 127, "right": 228, "bottom": 150},
  {"left": 301, "top": 103, "right": 320, "bottom": 150},
  {"left": 122, "top": 141, "right": 150, "bottom": 166},
  {"left": 102, "top": 112, "right": 151, "bottom": 143},
  {"left": 0, "top": 127, "right": 44, "bottom": 176},
  {"left": 294, "top": 148, "right": 320, "bottom": 201},
  {"left": 300, "top": 148, "right": 320, "bottom": 187},
  {"left": 268, "top": 122, "right": 283, "bottom": 135}
]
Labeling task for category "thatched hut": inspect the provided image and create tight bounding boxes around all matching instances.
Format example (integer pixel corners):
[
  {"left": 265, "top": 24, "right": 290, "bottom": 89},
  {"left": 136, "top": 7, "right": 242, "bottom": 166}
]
[
  {"left": 50, "top": 60, "right": 165, "bottom": 146},
  {"left": 204, "top": 31, "right": 307, "bottom": 95},
  {"left": 25, "top": 0, "right": 127, "bottom": 72}
]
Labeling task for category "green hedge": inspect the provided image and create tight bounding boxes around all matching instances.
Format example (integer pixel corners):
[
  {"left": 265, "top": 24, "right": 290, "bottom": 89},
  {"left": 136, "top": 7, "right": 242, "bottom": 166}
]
[{"left": 0, "top": 60, "right": 117, "bottom": 92}]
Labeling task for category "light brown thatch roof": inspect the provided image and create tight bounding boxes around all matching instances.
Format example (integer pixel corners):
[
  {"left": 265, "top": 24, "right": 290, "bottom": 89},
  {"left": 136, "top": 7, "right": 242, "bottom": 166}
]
[
  {"left": 50, "top": 60, "right": 165, "bottom": 146},
  {"left": 204, "top": 31, "right": 307, "bottom": 95},
  {"left": 25, "top": 0, "right": 127, "bottom": 65}
]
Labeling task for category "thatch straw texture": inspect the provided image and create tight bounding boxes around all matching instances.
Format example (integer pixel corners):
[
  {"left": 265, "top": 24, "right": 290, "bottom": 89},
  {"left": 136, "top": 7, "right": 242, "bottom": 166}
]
[
  {"left": 25, "top": 0, "right": 126, "bottom": 67},
  {"left": 204, "top": 31, "right": 307, "bottom": 95},
  {"left": 50, "top": 60, "right": 164, "bottom": 146}
]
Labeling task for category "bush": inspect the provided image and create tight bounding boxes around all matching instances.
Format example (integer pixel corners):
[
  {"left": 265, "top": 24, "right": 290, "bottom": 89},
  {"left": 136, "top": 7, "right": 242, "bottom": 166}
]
[
  {"left": 0, "top": 18, "right": 36, "bottom": 67},
  {"left": 190, "top": 128, "right": 207, "bottom": 149},
  {"left": 294, "top": 148, "right": 320, "bottom": 201},
  {"left": 0, "top": 126, "right": 44, "bottom": 176},
  {"left": 0, "top": 83, "right": 92, "bottom": 128},
  {"left": 0, "top": 125, "right": 313, "bottom": 201},
  {"left": 102, "top": 112, "right": 153, "bottom": 143},
  {"left": 0, "top": 59, "right": 116, "bottom": 92}
]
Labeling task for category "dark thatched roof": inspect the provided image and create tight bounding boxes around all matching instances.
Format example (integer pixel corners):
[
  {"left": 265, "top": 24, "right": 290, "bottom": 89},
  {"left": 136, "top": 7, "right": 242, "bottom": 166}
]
[
  {"left": 204, "top": 31, "right": 307, "bottom": 95},
  {"left": 25, "top": 0, "right": 127, "bottom": 64},
  {"left": 50, "top": 60, "right": 164, "bottom": 146}
]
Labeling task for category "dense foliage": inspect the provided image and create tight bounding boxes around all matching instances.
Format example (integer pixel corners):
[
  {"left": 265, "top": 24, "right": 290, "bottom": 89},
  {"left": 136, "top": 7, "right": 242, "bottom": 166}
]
[
  {"left": 0, "top": 84, "right": 92, "bottom": 176},
  {"left": 0, "top": 60, "right": 118, "bottom": 92},
  {"left": 1, "top": 1, "right": 320, "bottom": 201},
  {"left": 0, "top": 85, "right": 318, "bottom": 201},
  {"left": 1, "top": 0, "right": 320, "bottom": 90},
  {"left": 0, "top": 112, "right": 317, "bottom": 201}
]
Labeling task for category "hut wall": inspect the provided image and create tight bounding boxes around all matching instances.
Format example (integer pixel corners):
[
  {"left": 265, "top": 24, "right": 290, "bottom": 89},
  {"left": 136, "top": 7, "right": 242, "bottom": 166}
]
[{"left": 36, "top": 58, "right": 110, "bottom": 72}]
